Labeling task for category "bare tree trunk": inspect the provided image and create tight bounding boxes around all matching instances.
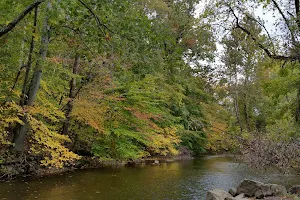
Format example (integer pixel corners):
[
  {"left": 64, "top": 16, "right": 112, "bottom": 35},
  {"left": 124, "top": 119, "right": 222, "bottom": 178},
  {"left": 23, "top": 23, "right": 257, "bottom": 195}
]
[
  {"left": 243, "top": 75, "right": 251, "bottom": 132},
  {"left": 14, "top": 2, "right": 51, "bottom": 152},
  {"left": 27, "top": 70, "right": 42, "bottom": 106},
  {"left": 234, "top": 68, "right": 243, "bottom": 133},
  {"left": 62, "top": 53, "right": 80, "bottom": 135},
  {"left": 20, "top": 6, "right": 38, "bottom": 107},
  {"left": 295, "top": 87, "right": 300, "bottom": 122},
  {"left": 296, "top": 0, "right": 300, "bottom": 28},
  {"left": 13, "top": 6, "right": 39, "bottom": 152},
  {"left": 27, "top": 1, "right": 50, "bottom": 105}
]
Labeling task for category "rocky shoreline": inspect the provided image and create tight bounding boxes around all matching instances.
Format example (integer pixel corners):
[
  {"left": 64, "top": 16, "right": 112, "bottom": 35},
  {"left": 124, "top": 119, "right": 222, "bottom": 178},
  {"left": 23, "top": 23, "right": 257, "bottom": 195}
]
[{"left": 206, "top": 180, "right": 300, "bottom": 200}]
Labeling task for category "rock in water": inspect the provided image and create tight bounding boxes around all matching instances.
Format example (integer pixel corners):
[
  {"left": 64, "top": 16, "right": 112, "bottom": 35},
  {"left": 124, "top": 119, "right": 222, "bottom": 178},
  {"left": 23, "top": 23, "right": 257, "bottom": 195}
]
[
  {"left": 229, "top": 188, "right": 238, "bottom": 197},
  {"left": 206, "top": 189, "right": 232, "bottom": 200},
  {"left": 236, "top": 179, "right": 286, "bottom": 197},
  {"left": 236, "top": 179, "right": 263, "bottom": 197},
  {"left": 233, "top": 193, "right": 248, "bottom": 200},
  {"left": 269, "top": 184, "right": 287, "bottom": 196},
  {"left": 254, "top": 190, "right": 264, "bottom": 199},
  {"left": 288, "top": 185, "right": 300, "bottom": 196},
  {"left": 225, "top": 193, "right": 248, "bottom": 200},
  {"left": 261, "top": 184, "right": 287, "bottom": 196}
]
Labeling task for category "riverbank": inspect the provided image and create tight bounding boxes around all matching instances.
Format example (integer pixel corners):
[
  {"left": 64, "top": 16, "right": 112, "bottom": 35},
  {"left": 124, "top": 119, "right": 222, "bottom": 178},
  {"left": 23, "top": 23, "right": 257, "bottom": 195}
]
[{"left": 0, "top": 154, "right": 194, "bottom": 181}]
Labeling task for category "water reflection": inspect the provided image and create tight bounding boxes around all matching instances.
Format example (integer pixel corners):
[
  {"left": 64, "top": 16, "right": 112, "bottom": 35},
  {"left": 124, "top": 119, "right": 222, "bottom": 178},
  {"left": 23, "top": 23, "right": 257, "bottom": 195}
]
[{"left": 0, "top": 156, "right": 299, "bottom": 200}]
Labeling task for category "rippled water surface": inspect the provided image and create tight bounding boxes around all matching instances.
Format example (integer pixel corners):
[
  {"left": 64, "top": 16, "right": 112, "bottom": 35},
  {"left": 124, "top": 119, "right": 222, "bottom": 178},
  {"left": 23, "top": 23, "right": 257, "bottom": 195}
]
[{"left": 0, "top": 156, "right": 299, "bottom": 200}]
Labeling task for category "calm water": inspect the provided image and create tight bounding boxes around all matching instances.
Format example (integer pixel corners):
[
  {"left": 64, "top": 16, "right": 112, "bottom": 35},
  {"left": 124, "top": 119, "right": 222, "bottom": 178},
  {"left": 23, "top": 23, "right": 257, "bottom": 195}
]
[{"left": 0, "top": 156, "right": 299, "bottom": 200}]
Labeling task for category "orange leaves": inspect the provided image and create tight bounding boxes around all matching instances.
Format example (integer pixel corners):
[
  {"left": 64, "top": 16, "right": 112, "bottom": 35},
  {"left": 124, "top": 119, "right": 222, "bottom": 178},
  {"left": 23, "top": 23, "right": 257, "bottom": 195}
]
[
  {"left": 48, "top": 56, "right": 62, "bottom": 65},
  {"left": 184, "top": 38, "right": 197, "bottom": 48},
  {"left": 105, "top": 32, "right": 111, "bottom": 41},
  {"left": 201, "top": 102, "right": 237, "bottom": 152},
  {"left": 124, "top": 106, "right": 161, "bottom": 130},
  {"left": 72, "top": 99, "right": 108, "bottom": 132}
]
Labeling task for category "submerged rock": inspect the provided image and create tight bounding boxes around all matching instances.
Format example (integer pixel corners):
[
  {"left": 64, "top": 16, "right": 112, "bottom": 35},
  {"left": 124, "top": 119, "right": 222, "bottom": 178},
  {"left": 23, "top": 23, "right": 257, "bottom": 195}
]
[{"left": 206, "top": 189, "right": 232, "bottom": 200}]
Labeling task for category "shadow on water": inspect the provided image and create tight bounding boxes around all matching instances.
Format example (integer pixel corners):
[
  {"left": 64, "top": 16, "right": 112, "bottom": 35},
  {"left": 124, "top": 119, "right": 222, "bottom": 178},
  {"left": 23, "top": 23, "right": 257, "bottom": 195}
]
[{"left": 0, "top": 156, "right": 299, "bottom": 200}]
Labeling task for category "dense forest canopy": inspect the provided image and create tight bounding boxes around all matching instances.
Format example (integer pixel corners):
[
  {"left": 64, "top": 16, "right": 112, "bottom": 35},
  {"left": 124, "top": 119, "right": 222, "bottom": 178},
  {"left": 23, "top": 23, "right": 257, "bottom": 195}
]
[{"left": 0, "top": 0, "right": 299, "bottom": 178}]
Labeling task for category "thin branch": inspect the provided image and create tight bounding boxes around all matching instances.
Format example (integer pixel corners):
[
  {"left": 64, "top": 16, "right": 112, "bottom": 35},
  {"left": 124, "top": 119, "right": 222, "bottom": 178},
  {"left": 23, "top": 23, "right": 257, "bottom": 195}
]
[
  {"left": 61, "top": 25, "right": 94, "bottom": 54},
  {"left": 228, "top": 6, "right": 300, "bottom": 62},
  {"left": 77, "top": 0, "right": 113, "bottom": 49},
  {"left": 271, "top": 0, "right": 296, "bottom": 43},
  {"left": 11, "top": 64, "right": 27, "bottom": 91},
  {"left": 77, "top": 0, "right": 114, "bottom": 35},
  {"left": 244, "top": 13, "right": 275, "bottom": 52},
  {"left": 0, "top": 0, "right": 45, "bottom": 37}
]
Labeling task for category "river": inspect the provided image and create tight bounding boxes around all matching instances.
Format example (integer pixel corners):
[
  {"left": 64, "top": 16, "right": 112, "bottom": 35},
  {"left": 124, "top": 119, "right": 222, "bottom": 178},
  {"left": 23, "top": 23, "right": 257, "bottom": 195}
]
[{"left": 0, "top": 156, "right": 299, "bottom": 200}]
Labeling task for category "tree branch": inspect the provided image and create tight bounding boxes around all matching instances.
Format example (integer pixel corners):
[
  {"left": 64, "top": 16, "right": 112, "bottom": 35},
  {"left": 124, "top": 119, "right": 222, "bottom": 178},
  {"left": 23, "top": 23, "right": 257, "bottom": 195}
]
[
  {"left": 244, "top": 13, "right": 275, "bottom": 52},
  {"left": 0, "top": 0, "right": 45, "bottom": 38},
  {"left": 228, "top": 6, "right": 300, "bottom": 62},
  {"left": 77, "top": 0, "right": 114, "bottom": 35},
  {"left": 271, "top": 0, "right": 296, "bottom": 43},
  {"left": 77, "top": 0, "right": 114, "bottom": 49}
]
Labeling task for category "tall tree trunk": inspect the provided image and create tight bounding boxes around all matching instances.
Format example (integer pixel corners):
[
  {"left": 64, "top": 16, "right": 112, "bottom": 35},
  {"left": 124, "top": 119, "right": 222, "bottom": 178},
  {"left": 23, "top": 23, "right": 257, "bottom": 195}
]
[
  {"left": 234, "top": 68, "right": 243, "bottom": 133},
  {"left": 20, "top": 6, "right": 38, "bottom": 107},
  {"left": 295, "top": 87, "right": 300, "bottom": 122},
  {"left": 14, "top": 2, "right": 51, "bottom": 152},
  {"left": 62, "top": 53, "right": 80, "bottom": 135},
  {"left": 243, "top": 76, "right": 251, "bottom": 132},
  {"left": 295, "top": 0, "right": 300, "bottom": 28},
  {"left": 13, "top": 6, "right": 39, "bottom": 151},
  {"left": 27, "top": 1, "right": 50, "bottom": 105}
]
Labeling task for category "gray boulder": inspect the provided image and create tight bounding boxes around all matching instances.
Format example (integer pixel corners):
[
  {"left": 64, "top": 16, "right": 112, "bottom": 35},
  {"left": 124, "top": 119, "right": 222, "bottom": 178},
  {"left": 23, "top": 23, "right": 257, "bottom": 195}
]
[
  {"left": 229, "top": 188, "right": 238, "bottom": 197},
  {"left": 261, "top": 184, "right": 287, "bottom": 196},
  {"left": 236, "top": 180, "right": 287, "bottom": 197},
  {"left": 225, "top": 193, "right": 248, "bottom": 200},
  {"left": 206, "top": 189, "right": 232, "bottom": 200},
  {"left": 236, "top": 179, "right": 264, "bottom": 197},
  {"left": 254, "top": 190, "right": 264, "bottom": 199}
]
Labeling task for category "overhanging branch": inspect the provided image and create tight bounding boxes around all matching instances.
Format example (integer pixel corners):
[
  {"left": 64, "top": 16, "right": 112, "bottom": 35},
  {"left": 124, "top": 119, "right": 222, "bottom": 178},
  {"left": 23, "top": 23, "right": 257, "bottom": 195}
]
[
  {"left": 228, "top": 5, "right": 300, "bottom": 62},
  {"left": 0, "top": 0, "right": 45, "bottom": 38}
]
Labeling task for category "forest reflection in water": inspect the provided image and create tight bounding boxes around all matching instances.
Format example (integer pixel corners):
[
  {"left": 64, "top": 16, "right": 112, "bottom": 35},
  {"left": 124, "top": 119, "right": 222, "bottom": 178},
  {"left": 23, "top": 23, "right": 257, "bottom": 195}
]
[{"left": 0, "top": 156, "right": 299, "bottom": 200}]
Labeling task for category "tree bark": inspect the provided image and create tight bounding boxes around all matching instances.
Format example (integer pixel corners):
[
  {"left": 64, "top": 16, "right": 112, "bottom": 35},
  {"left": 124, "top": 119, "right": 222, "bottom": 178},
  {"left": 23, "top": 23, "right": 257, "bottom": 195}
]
[
  {"left": 13, "top": 6, "right": 39, "bottom": 152},
  {"left": 296, "top": 0, "right": 300, "bottom": 29},
  {"left": 62, "top": 54, "right": 80, "bottom": 135},
  {"left": 234, "top": 68, "right": 243, "bottom": 133},
  {"left": 243, "top": 71, "right": 251, "bottom": 132},
  {"left": 20, "top": 6, "right": 38, "bottom": 107},
  {"left": 27, "top": 70, "right": 42, "bottom": 106},
  {"left": 295, "top": 87, "right": 300, "bottom": 122},
  {"left": 13, "top": 2, "right": 51, "bottom": 152},
  {"left": 26, "top": 1, "right": 50, "bottom": 106}
]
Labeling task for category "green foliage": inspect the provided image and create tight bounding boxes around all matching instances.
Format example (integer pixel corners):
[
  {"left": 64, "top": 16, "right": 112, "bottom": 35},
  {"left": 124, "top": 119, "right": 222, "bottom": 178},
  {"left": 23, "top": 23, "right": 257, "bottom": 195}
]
[
  {"left": 0, "top": 0, "right": 222, "bottom": 174},
  {"left": 178, "top": 130, "right": 207, "bottom": 155}
]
